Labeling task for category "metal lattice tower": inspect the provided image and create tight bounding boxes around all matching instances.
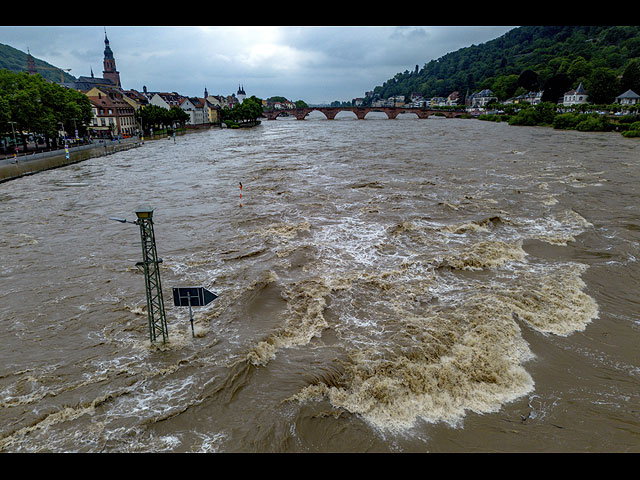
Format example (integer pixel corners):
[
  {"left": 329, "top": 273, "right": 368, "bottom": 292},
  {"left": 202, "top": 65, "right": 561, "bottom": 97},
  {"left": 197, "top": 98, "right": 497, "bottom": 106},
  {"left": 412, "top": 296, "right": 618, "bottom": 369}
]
[{"left": 135, "top": 208, "right": 168, "bottom": 344}]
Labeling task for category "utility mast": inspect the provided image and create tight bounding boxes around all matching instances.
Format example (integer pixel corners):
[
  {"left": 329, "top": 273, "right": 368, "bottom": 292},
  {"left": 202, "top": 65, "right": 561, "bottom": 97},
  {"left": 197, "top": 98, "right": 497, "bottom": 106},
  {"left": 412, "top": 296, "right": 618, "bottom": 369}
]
[
  {"left": 135, "top": 207, "right": 168, "bottom": 344},
  {"left": 110, "top": 207, "right": 168, "bottom": 344}
]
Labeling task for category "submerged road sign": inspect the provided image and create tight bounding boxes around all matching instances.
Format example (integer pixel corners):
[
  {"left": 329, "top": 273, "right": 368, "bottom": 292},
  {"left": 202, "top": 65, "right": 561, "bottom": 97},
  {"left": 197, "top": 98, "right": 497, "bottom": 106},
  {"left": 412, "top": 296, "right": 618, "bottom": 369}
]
[
  {"left": 172, "top": 287, "right": 217, "bottom": 307},
  {"left": 172, "top": 287, "right": 218, "bottom": 337}
]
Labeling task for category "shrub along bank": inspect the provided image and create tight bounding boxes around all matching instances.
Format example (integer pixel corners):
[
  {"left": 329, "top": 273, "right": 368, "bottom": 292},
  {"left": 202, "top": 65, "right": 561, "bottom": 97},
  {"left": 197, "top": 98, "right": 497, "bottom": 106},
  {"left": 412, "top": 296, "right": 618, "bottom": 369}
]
[{"left": 478, "top": 101, "right": 640, "bottom": 137}]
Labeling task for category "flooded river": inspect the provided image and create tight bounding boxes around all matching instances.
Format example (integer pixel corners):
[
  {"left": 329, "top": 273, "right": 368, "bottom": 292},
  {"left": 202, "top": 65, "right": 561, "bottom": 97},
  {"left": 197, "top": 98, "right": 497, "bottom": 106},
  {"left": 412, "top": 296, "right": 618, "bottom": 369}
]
[{"left": 1, "top": 113, "right": 639, "bottom": 452}]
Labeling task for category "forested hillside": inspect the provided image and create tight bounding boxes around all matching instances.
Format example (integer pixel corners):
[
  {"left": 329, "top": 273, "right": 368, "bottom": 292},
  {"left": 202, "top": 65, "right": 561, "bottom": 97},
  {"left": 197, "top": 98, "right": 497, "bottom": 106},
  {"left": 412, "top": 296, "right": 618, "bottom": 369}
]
[
  {"left": 369, "top": 26, "right": 640, "bottom": 105},
  {"left": 0, "top": 43, "right": 76, "bottom": 84}
]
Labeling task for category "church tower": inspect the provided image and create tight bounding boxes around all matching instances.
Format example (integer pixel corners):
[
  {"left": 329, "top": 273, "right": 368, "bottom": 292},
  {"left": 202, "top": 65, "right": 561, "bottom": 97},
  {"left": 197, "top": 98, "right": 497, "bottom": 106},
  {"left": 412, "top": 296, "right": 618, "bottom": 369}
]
[
  {"left": 102, "top": 29, "right": 121, "bottom": 88},
  {"left": 237, "top": 84, "right": 246, "bottom": 104}
]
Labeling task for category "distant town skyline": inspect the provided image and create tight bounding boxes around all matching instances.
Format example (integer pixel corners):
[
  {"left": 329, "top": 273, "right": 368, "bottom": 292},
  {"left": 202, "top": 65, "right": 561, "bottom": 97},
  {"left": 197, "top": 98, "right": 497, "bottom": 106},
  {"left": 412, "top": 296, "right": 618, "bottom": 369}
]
[{"left": 0, "top": 26, "right": 516, "bottom": 104}]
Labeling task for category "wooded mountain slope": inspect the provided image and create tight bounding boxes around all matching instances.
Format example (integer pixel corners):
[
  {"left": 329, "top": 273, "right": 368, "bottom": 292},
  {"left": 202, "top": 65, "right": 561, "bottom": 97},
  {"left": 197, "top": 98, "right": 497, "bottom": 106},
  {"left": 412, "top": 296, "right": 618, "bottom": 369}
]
[
  {"left": 371, "top": 26, "right": 640, "bottom": 104},
  {"left": 0, "top": 42, "right": 76, "bottom": 84}
]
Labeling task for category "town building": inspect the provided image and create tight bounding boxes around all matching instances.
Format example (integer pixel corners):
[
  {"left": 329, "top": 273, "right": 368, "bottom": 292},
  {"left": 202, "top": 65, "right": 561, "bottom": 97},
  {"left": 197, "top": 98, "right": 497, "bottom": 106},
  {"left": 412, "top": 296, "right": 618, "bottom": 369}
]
[
  {"left": 122, "top": 89, "right": 149, "bottom": 111},
  {"left": 505, "top": 90, "right": 543, "bottom": 105},
  {"left": 85, "top": 86, "right": 137, "bottom": 137},
  {"left": 563, "top": 83, "right": 588, "bottom": 106},
  {"left": 205, "top": 99, "right": 222, "bottom": 124},
  {"left": 429, "top": 96, "right": 448, "bottom": 107},
  {"left": 180, "top": 97, "right": 208, "bottom": 126},
  {"left": 615, "top": 89, "right": 640, "bottom": 105},
  {"left": 149, "top": 92, "right": 185, "bottom": 109},
  {"left": 72, "top": 68, "right": 118, "bottom": 92},
  {"left": 468, "top": 89, "right": 498, "bottom": 108},
  {"left": 205, "top": 94, "right": 225, "bottom": 108}
]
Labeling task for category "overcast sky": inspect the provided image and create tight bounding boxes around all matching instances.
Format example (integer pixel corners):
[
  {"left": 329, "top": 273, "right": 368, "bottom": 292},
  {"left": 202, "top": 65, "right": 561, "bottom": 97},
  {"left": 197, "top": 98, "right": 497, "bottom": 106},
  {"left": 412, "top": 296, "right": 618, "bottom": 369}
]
[{"left": 0, "top": 26, "right": 516, "bottom": 104}]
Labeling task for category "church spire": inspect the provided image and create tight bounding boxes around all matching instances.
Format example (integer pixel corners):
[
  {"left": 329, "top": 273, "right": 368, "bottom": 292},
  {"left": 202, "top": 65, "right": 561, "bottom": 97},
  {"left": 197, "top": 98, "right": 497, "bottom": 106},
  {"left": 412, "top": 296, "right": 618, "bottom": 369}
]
[{"left": 102, "top": 27, "right": 121, "bottom": 88}]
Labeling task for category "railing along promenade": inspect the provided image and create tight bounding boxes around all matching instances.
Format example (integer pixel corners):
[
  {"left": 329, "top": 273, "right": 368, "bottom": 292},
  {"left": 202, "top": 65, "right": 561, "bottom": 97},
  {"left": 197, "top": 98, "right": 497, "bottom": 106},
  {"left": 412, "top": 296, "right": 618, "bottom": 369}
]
[
  {"left": 0, "top": 138, "right": 141, "bottom": 183},
  {"left": 262, "top": 106, "right": 468, "bottom": 120}
]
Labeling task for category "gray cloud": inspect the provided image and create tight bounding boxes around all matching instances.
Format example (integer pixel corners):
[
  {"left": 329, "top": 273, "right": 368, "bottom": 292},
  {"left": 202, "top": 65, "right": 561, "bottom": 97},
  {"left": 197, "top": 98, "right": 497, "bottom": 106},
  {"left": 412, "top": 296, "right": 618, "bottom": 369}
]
[{"left": 0, "top": 26, "right": 515, "bottom": 104}]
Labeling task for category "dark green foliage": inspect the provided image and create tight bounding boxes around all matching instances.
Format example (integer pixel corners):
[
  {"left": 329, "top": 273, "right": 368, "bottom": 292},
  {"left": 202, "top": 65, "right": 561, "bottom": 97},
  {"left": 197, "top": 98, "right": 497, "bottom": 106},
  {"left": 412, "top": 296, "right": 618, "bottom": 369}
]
[
  {"left": 0, "top": 69, "right": 92, "bottom": 149},
  {"left": 507, "top": 108, "right": 540, "bottom": 126},
  {"left": 585, "top": 67, "right": 621, "bottom": 104},
  {"left": 575, "top": 114, "right": 613, "bottom": 132},
  {"left": 478, "top": 113, "right": 508, "bottom": 122},
  {"left": 221, "top": 95, "right": 263, "bottom": 126},
  {"left": 552, "top": 112, "right": 581, "bottom": 129},
  {"left": 507, "top": 102, "right": 557, "bottom": 127},
  {"left": 620, "top": 60, "right": 640, "bottom": 93},
  {"left": 135, "top": 104, "right": 189, "bottom": 134},
  {"left": 621, "top": 121, "right": 640, "bottom": 137},
  {"left": 551, "top": 112, "right": 613, "bottom": 131}
]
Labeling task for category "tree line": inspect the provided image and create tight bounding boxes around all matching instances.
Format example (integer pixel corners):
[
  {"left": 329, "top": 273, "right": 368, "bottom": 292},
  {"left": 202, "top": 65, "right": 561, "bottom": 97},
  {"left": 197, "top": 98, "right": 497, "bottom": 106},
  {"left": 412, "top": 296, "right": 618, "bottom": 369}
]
[
  {"left": 0, "top": 69, "right": 92, "bottom": 152},
  {"left": 135, "top": 104, "right": 189, "bottom": 135}
]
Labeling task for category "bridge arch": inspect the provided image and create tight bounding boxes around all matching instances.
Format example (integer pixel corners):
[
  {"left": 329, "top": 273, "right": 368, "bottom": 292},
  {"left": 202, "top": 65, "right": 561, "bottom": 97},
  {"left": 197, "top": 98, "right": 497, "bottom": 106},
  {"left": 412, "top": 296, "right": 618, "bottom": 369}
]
[{"left": 262, "top": 106, "right": 466, "bottom": 121}]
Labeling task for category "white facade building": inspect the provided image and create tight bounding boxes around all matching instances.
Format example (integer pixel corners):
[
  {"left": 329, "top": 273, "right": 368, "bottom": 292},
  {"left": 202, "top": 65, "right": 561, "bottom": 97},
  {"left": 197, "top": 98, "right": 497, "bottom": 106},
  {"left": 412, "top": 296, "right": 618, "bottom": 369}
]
[{"left": 563, "top": 83, "right": 588, "bottom": 106}]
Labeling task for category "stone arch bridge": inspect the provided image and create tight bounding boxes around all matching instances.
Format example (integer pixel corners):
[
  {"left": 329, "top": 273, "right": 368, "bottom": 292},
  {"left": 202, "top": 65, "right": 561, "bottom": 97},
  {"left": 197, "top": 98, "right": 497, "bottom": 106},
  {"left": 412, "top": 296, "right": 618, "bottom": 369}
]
[{"left": 262, "top": 106, "right": 466, "bottom": 120}]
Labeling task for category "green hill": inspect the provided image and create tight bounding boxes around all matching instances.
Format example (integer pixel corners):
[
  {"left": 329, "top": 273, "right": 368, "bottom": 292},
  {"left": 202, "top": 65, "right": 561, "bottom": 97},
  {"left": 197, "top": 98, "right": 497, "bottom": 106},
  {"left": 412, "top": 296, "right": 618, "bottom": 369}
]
[
  {"left": 369, "top": 26, "right": 640, "bottom": 105},
  {"left": 0, "top": 43, "right": 76, "bottom": 84}
]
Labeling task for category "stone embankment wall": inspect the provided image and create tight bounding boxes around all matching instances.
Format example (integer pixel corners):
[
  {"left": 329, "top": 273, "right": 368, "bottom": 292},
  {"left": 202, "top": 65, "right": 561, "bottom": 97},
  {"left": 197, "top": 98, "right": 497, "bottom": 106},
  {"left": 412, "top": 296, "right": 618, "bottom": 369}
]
[{"left": 0, "top": 140, "right": 141, "bottom": 183}]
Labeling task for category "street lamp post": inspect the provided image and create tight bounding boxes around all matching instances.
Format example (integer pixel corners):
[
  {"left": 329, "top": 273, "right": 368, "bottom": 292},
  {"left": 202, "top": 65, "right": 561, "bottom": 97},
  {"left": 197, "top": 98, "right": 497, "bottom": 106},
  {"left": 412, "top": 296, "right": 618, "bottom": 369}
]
[{"left": 8, "top": 121, "right": 17, "bottom": 160}]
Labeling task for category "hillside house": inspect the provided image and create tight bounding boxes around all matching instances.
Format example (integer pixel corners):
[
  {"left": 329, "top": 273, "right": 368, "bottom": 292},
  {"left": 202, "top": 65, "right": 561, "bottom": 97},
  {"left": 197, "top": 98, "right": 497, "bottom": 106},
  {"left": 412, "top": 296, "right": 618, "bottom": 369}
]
[
  {"left": 563, "top": 83, "right": 588, "bottom": 106},
  {"left": 615, "top": 89, "right": 640, "bottom": 105},
  {"left": 447, "top": 91, "right": 460, "bottom": 106},
  {"left": 468, "top": 89, "right": 498, "bottom": 107}
]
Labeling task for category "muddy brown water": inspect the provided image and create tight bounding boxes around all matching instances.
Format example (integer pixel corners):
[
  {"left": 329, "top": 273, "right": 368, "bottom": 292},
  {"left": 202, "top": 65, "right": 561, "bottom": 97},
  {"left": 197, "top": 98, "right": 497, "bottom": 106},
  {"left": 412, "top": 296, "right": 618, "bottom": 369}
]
[{"left": 1, "top": 113, "right": 638, "bottom": 452}]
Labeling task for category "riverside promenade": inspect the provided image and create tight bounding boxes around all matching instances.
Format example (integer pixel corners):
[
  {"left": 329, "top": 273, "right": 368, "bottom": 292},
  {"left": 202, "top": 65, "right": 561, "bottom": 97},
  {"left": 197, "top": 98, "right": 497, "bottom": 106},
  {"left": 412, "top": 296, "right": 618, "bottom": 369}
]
[{"left": 0, "top": 137, "right": 142, "bottom": 183}]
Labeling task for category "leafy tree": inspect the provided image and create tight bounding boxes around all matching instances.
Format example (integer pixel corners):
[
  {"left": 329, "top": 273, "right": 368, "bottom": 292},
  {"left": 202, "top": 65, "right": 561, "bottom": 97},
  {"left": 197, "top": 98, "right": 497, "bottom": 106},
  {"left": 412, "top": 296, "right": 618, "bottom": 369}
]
[
  {"left": 575, "top": 114, "right": 612, "bottom": 132},
  {"left": 567, "top": 57, "right": 592, "bottom": 84},
  {"left": 534, "top": 102, "right": 556, "bottom": 125},
  {"left": 585, "top": 66, "right": 620, "bottom": 104},
  {"left": 541, "top": 73, "right": 571, "bottom": 103},
  {"left": 492, "top": 74, "right": 519, "bottom": 100},
  {"left": 517, "top": 69, "right": 540, "bottom": 91},
  {"left": 0, "top": 94, "right": 9, "bottom": 131},
  {"left": 0, "top": 69, "right": 91, "bottom": 150},
  {"left": 169, "top": 106, "right": 189, "bottom": 127},
  {"left": 621, "top": 59, "right": 640, "bottom": 93},
  {"left": 221, "top": 96, "right": 263, "bottom": 126},
  {"left": 135, "top": 104, "right": 188, "bottom": 133},
  {"left": 553, "top": 112, "right": 581, "bottom": 130}
]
